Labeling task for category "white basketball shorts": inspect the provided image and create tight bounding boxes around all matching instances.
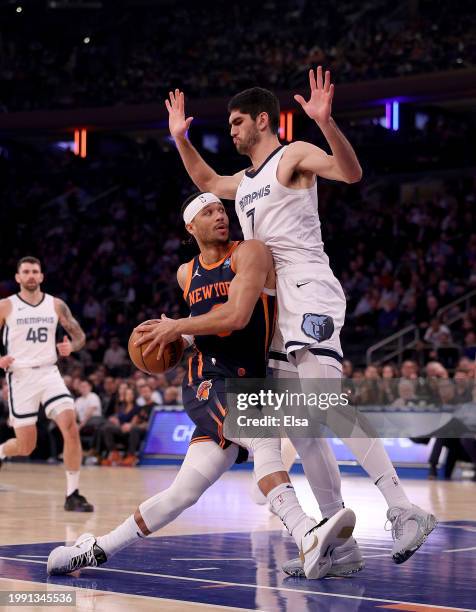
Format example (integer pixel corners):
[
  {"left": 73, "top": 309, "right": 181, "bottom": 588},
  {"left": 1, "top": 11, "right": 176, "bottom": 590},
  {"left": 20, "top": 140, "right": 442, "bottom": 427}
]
[
  {"left": 270, "top": 263, "right": 346, "bottom": 371},
  {"left": 6, "top": 365, "right": 74, "bottom": 428}
]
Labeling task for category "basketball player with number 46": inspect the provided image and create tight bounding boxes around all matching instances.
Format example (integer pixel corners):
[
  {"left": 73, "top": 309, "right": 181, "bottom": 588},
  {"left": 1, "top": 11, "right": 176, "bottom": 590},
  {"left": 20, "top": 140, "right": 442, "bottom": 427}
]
[{"left": 0, "top": 256, "right": 94, "bottom": 512}]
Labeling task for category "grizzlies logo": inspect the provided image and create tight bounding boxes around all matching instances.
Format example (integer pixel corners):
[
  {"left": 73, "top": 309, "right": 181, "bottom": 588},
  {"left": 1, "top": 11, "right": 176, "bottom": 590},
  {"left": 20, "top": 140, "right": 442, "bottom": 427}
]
[
  {"left": 301, "top": 314, "right": 334, "bottom": 343},
  {"left": 196, "top": 379, "right": 213, "bottom": 401}
]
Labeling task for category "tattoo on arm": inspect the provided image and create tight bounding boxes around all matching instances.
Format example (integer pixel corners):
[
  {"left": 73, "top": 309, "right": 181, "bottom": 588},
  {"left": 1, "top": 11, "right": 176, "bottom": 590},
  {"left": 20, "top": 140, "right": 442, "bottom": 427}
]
[{"left": 58, "top": 300, "right": 86, "bottom": 351}]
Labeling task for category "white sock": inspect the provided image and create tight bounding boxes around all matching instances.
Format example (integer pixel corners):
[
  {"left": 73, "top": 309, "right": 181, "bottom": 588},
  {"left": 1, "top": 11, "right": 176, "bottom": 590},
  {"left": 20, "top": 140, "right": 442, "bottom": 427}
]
[
  {"left": 66, "top": 471, "right": 80, "bottom": 497},
  {"left": 374, "top": 469, "right": 412, "bottom": 509},
  {"left": 0, "top": 443, "right": 6, "bottom": 460},
  {"left": 268, "top": 482, "right": 310, "bottom": 546},
  {"left": 97, "top": 515, "right": 144, "bottom": 558},
  {"left": 342, "top": 438, "right": 411, "bottom": 509}
]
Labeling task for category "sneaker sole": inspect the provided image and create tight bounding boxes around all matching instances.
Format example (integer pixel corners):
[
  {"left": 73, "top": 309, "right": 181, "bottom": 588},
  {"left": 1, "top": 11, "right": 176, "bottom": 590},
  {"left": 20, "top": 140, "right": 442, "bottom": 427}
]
[
  {"left": 305, "top": 509, "right": 356, "bottom": 579},
  {"left": 393, "top": 515, "right": 438, "bottom": 564},
  {"left": 284, "top": 560, "right": 364, "bottom": 578}
]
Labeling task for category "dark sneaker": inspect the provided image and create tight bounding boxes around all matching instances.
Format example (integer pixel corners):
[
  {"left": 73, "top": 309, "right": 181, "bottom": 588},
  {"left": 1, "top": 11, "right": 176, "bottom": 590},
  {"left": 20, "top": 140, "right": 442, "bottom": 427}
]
[{"left": 64, "top": 489, "right": 94, "bottom": 512}]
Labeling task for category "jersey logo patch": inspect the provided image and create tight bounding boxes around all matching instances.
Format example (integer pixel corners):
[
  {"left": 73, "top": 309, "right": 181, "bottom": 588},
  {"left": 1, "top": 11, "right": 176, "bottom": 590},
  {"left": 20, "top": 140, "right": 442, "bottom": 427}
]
[
  {"left": 196, "top": 380, "right": 213, "bottom": 401},
  {"left": 223, "top": 258, "right": 231, "bottom": 268},
  {"left": 192, "top": 267, "right": 201, "bottom": 279},
  {"left": 301, "top": 314, "right": 334, "bottom": 343}
]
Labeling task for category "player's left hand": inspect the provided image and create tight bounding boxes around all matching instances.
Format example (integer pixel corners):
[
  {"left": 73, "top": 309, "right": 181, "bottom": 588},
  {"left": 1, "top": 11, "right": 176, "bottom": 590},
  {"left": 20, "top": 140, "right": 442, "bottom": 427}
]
[
  {"left": 294, "top": 66, "right": 334, "bottom": 125},
  {"left": 135, "top": 315, "right": 181, "bottom": 360},
  {"left": 56, "top": 335, "right": 72, "bottom": 357}
]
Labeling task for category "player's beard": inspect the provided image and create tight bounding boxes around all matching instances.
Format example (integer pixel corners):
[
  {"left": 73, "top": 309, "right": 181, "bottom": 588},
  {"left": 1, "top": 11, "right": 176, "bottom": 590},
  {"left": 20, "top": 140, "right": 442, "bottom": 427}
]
[
  {"left": 22, "top": 282, "right": 39, "bottom": 293},
  {"left": 236, "top": 125, "right": 260, "bottom": 155}
]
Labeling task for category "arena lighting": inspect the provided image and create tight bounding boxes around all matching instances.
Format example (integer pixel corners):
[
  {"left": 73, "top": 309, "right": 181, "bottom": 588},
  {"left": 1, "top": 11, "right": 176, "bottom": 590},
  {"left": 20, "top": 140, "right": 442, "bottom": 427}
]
[
  {"left": 73, "top": 129, "right": 87, "bottom": 157},
  {"left": 16, "top": 6, "right": 22, "bottom": 13},
  {"left": 385, "top": 100, "right": 400, "bottom": 131},
  {"left": 392, "top": 101, "right": 400, "bottom": 131},
  {"left": 279, "top": 111, "right": 293, "bottom": 142}
]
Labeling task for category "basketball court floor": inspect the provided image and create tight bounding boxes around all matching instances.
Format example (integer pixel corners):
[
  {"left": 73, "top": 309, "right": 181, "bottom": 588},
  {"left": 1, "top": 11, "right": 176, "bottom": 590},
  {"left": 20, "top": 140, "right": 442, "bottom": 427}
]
[{"left": 0, "top": 463, "right": 475, "bottom": 611}]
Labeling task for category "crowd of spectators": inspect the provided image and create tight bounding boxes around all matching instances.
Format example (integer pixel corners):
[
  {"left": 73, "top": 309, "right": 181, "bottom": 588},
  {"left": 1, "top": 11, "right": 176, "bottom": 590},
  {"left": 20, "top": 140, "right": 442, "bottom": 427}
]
[
  {"left": 1, "top": 0, "right": 475, "bottom": 112},
  {"left": 1, "top": 355, "right": 475, "bottom": 478}
]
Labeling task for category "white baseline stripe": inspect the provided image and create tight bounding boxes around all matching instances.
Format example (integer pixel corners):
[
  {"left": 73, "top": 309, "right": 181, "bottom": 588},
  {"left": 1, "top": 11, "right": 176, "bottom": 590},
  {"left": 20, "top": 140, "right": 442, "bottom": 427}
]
[
  {"left": 171, "top": 558, "right": 254, "bottom": 561},
  {"left": 444, "top": 546, "right": 476, "bottom": 553},
  {"left": 190, "top": 567, "right": 219, "bottom": 571},
  {"left": 0, "top": 556, "right": 472, "bottom": 611}
]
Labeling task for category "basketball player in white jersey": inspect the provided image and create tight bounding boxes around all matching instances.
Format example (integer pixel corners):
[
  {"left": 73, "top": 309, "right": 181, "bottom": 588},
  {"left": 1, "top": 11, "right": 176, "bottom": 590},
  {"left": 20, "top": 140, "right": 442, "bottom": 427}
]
[
  {"left": 0, "top": 256, "right": 93, "bottom": 512},
  {"left": 164, "top": 67, "right": 436, "bottom": 570}
]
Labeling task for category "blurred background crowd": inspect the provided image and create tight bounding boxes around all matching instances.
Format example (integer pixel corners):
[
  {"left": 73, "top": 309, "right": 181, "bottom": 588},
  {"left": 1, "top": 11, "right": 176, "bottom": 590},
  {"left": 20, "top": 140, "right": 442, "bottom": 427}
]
[
  {"left": 0, "top": 0, "right": 475, "bottom": 479},
  {"left": 1, "top": 0, "right": 475, "bottom": 111}
]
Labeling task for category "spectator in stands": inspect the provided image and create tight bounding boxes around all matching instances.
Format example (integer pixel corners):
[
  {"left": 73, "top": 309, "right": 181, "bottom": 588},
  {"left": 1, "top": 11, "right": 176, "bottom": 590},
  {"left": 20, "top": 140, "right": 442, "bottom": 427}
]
[
  {"left": 392, "top": 379, "right": 419, "bottom": 409},
  {"left": 120, "top": 383, "right": 159, "bottom": 466},
  {"left": 463, "top": 331, "right": 476, "bottom": 360},
  {"left": 136, "top": 377, "right": 163, "bottom": 406},
  {"left": 74, "top": 380, "right": 104, "bottom": 452},
  {"left": 99, "top": 376, "right": 119, "bottom": 418},
  {"left": 103, "top": 337, "right": 128, "bottom": 376},
  {"left": 100, "top": 385, "right": 138, "bottom": 465},
  {"left": 424, "top": 318, "right": 453, "bottom": 347},
  {"left": 381, "top": 363, "right": 399, "bottom": 404},
  {"left": 162, "top": 386, "right": 180, "bottom": 407}
]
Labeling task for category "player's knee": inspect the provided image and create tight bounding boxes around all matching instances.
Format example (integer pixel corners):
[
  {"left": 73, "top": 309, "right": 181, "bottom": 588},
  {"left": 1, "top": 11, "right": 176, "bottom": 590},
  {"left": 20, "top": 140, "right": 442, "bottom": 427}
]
[
  {"left": 249, "top": 437, "right": 284, "bottom": 481},
  {"left": 169, "top": 487, "right": 202, "bottom": 510}
]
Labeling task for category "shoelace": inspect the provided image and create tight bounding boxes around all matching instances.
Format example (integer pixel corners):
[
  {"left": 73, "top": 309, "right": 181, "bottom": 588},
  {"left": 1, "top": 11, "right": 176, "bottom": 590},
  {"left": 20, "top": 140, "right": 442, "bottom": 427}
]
[
  {"left": 304, "top": 517, "right": 328, "bottom": 538},
  {"left": 385, "top": 508, "right": 404, "bottom": 541},
  {"left": 67, "top": 543, "right": 97, "bottom": 572}
]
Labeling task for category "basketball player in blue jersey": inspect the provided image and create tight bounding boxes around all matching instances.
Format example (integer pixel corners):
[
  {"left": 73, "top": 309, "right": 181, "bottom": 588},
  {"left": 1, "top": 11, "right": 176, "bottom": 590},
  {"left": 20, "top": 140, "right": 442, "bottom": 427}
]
[
  {"left": 164, "top": 68, "right": 436, "bottom": 570},
  {"left": 0, "top": 256, "right": 93, "bottom": 511},
  {"left": 48, "top": 193, "right": 356, "bottom": 579}
]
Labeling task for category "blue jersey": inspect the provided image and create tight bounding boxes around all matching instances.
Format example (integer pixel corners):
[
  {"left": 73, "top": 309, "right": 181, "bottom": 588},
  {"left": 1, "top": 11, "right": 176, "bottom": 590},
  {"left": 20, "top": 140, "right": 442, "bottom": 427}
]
[{"left": 183, "top": 241, "right": 276, "bottom": 383}]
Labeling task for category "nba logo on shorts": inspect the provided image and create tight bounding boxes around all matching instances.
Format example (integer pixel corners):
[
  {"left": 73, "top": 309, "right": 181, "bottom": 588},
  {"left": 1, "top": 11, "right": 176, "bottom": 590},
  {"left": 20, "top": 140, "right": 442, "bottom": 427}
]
[{"left": 301, "top": 314, "right": 334, "bottom": 343}]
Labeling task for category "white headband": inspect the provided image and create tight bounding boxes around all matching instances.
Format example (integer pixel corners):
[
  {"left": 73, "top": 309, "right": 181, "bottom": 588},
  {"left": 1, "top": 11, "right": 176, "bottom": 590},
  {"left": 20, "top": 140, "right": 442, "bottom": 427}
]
[{"left": 183, "top": 192, "right": 222, "bottom": 225}]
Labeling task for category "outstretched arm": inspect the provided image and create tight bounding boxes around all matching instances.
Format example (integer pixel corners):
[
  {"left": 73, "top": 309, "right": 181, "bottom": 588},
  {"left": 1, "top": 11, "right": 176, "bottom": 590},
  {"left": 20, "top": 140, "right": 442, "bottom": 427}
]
[
  {"left": 293, "top": 66, "right": 362, "bottom": 183},
  {"left": 136, "top": 241, "right": 273, "bottom": 359},
  {"left": 166, "top": 89, "right": 244, "bottom": 199},
  {"left": 54, "top": 299, "right": 86, "bottom": 353}
]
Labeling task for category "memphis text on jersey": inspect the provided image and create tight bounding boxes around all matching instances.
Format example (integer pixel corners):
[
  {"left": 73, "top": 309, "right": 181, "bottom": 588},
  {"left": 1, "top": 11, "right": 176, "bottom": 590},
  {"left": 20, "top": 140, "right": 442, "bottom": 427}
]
[{"left": 238, "top": 184, "right": 271, "bottom": 211}]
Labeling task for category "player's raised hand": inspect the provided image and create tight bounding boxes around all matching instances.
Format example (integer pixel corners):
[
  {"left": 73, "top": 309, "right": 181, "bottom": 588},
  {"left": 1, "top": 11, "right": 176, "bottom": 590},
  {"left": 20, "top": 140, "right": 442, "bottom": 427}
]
[
  {"left": 56, "top": 335, "right": 72, "bottom": 357},
  {"left": 165, "top": 89, "right": 194, "bottom": 140},
  {"left": 0, "top": 355, "right": 14, "bottom": 370},
  {"left": 294, "top": 66, "right": 334, "bottom": 125}
]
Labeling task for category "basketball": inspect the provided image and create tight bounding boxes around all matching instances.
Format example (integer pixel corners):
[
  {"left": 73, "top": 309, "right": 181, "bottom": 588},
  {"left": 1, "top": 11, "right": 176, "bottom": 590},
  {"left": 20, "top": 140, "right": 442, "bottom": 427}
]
[{"left": 128, "top": 329, "right": 184, "bottom": 374}]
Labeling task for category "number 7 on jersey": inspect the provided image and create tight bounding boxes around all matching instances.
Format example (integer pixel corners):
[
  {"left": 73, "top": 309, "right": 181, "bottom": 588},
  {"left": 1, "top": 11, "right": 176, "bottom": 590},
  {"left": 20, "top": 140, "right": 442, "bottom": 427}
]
[{"left": 246, "top": 208, "right": 255, "bottom": 236}]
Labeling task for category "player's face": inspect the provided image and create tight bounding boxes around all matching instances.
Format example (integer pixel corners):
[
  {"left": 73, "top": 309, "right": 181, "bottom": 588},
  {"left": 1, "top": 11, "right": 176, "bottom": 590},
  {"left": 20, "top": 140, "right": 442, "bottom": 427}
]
[
  {"left": 229, "top": 111, "right": 260, "bottom": 155},
  {"left": 15, "top": 263, "right": 43, "bottom": 292},
  {"left": 191, "top": 202, "right": 229, "bottom": 245}
]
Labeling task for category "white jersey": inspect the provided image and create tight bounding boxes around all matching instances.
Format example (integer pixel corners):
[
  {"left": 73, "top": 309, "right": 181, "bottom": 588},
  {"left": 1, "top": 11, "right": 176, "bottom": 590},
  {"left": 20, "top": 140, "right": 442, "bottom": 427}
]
[
  {"left": 235, "top": 145, "right": 329, "bottom": 271},
  {"left": 3, "top": 293, "right": 58, "bottom": 371}
]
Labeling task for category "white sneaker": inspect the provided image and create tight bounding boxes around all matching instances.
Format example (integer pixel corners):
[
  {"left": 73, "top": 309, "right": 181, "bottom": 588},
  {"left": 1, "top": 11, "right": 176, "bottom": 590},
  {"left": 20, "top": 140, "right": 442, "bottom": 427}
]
[
  {"left": 282, "top": 535, "right": 364, "bottom": 577},
  {"left": 300, "top": 508, "right": 356, "bottom": 579},
  {"left": 47, "top": 533, "right": 107, "bottom": 576},
  {"left": 386, "top": 504, "right": 437, "bottom": 564}
]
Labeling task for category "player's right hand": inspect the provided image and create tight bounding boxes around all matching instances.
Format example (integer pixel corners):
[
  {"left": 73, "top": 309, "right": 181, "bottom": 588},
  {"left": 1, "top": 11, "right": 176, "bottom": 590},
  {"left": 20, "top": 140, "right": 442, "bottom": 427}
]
[
  {"left": 165, "top": 89, "right": 194, "bottom": 140},
  {"left": 0, "top": 355, "right": 14, "bottom": 370}
]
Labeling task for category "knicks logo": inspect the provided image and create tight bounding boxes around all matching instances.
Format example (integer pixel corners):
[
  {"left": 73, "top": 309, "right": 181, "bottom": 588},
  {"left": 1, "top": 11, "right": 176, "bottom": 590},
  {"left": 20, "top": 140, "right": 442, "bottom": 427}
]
[
  {"left": 196, "top": 380, "right": 213, "bottom": 401},
  {"left": 301, "top": 314, "right": 334, "bottom": 343}
]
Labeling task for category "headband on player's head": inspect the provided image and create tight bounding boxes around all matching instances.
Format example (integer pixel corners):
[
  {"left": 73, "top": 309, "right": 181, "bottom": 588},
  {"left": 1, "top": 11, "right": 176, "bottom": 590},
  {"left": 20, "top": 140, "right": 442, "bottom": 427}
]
[{"left": 183, "top": 192, "right": 222, "bottom": 225}]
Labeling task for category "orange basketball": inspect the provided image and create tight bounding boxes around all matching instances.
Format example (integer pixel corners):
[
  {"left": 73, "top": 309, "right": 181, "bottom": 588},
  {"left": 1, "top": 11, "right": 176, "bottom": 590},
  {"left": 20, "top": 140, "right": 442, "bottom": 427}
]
[{"left": 128, "top": 329, "right": 184, "bottom": 374}]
